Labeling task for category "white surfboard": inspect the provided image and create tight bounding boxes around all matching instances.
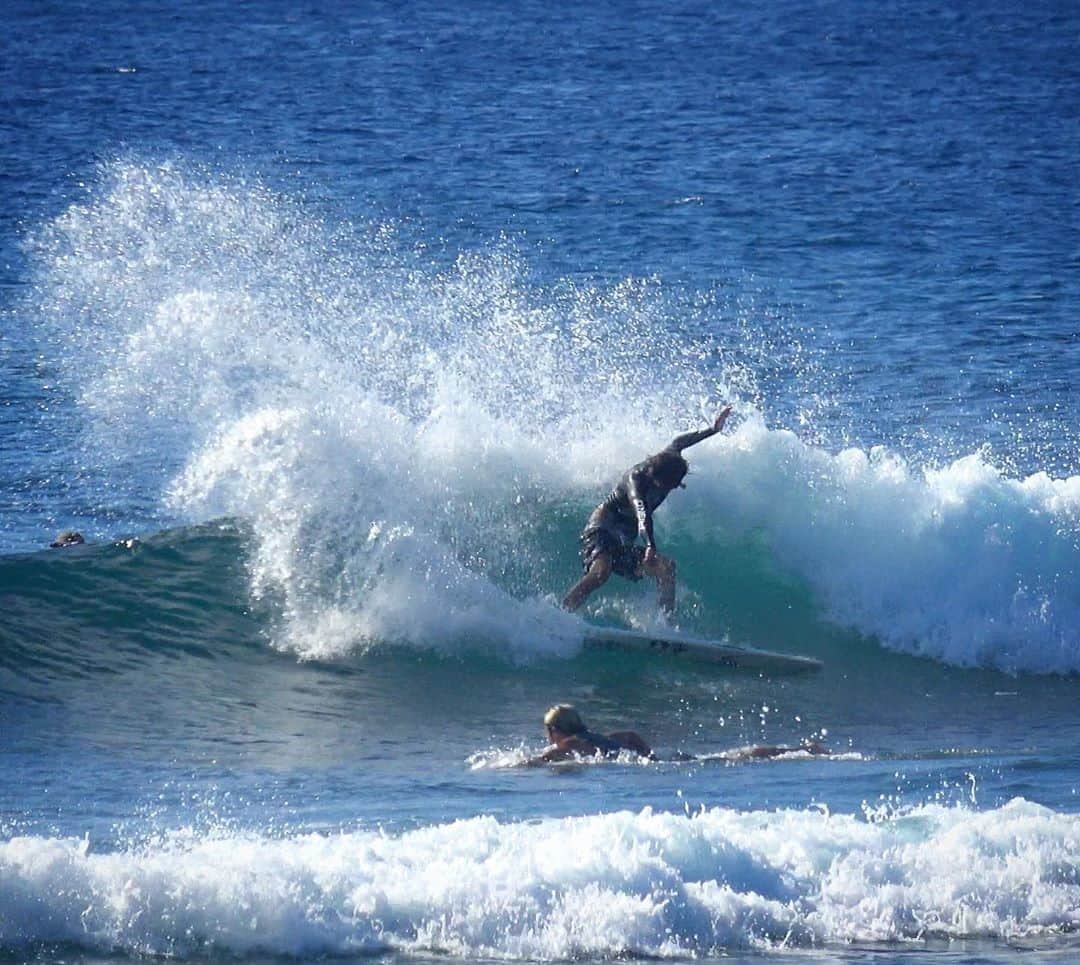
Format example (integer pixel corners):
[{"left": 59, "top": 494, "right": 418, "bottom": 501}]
[{"left": 582, "top": 625, "right": 823, "bottom": 673}]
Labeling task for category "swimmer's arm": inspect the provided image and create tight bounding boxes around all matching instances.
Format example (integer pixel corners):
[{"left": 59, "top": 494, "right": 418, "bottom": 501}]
[
  {"left": 669, "top": 405, "right": 732, "bottom": 452},
  {"left": 733, "top": 741, "right": 828, "bottom": 761},
  {"left": 522, "top": 747, "right": 570, "bottom": 766},
  {"left": 518, "top": 742, "right": 578, "bottom": 768},
  {"left": 522, "top": 738, "right": 594, "bottom": 766}
]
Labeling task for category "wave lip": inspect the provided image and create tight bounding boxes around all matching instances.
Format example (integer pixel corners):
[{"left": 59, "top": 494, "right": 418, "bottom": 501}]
[{"left": 2, "top": 800, "right": 1078, "bottom": 959}]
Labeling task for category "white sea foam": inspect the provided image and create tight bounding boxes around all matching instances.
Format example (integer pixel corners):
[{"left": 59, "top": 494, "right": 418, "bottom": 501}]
[
  {"left": 29, "top": 160, "right": 1080, "bottom": 672},
  {"left": 2, "top": 801, "right": 1077, "bottom": 958},
  {"left": 28, "top": 160, "right": 737, "bottom": 660},
  {"left": 468, "top": 747, "right": 861, "bottom": 770},
  {"left": 680, "top": 417, "right": 1080, "bottom": 673}
]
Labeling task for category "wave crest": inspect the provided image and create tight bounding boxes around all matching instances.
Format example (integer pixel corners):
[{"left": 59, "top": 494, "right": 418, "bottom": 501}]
[{"left": 3, "top": 801, "right": 1077, "bottom": 958}]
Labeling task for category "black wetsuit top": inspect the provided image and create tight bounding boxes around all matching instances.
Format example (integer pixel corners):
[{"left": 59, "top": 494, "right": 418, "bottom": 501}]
[
  {"left": 585, "top": 457, "right": 678, "bottom": 550},
  {"left": 578, "top": 423, "right": 717, "bottom": 580}
]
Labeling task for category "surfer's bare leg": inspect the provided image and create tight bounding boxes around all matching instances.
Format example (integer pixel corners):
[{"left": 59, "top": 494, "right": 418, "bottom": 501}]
[
  {"left": 643, "top": 551, "right": 676, "bottom": 615},
  {"left": 562, "top": 554, "right": 613, "bottom": 611}
]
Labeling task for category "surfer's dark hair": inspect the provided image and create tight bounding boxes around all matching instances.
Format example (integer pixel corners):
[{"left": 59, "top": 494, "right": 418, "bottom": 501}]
[
  {"left": 649, "top": 450, "right": 689, "bottom": 487},
  {"left": 544, "top": 704, "right": 585, "bottom": 735}
]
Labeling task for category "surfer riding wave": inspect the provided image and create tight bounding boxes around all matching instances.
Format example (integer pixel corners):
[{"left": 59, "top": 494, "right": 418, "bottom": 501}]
[{"left": 563, "top": 407, "right": 732, "bottom": 615}]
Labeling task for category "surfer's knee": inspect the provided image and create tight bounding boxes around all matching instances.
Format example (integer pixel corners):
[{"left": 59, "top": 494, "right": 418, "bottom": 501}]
[
  {"left": 562, "top": 555, "right": 613, "bottom": 610},
  {"left": 589, "top": 553, "right": 613, "bottom": 583}
]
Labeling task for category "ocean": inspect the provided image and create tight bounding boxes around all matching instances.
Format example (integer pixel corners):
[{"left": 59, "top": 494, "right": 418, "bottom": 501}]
[{"left": 2, "top": 0, "right": 1079, "bottom": 961}]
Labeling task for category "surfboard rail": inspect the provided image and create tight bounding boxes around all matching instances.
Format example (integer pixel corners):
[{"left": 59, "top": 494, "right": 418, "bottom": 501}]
[{"left": 582, "top": 625, "right": 822, "bottom": 673}]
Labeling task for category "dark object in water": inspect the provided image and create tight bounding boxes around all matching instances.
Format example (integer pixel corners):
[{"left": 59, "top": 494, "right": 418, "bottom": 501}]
[{"left": 50, "top": 530, "right": 85, "bottom": 549}]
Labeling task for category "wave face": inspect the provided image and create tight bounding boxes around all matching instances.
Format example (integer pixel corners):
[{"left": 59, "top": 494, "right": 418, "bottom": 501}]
[
  {"left": 3, "top": 801, "right": 1078, "bottom": 958},
  {"left": 18, "top": 160, "right": 1080, "bottom": 675},
  {"left": 0, "top": 524, "right": 258, "bottom": 689},
  {"left": 706, "top": 426, "right": 1080, "bottom": 674}
]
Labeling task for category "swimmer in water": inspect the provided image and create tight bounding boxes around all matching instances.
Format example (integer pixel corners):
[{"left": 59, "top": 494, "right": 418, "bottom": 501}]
[
  {"left": 49, "top": 530, "right": 85, "bottom": 548},
  {"left": 526, "top": 704, "right": 653, "bottom": 764},
  {"left": 524, "top": 704, "right": 829, "bottom": 766}
]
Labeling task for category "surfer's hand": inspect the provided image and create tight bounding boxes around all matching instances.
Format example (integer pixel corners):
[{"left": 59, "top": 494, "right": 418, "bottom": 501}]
[{"left": 713, "top": 405, "right": 733, "bottom": 433}]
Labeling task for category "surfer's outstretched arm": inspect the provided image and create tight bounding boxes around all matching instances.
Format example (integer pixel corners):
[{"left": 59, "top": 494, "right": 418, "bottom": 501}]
[{"left": 668, "top": 405, "right": 732, "bottom": 453}]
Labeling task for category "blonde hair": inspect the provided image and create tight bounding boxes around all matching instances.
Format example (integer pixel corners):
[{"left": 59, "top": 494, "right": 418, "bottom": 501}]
[{"left": 544, "top": 704, "right": 585, "bottom": 735}]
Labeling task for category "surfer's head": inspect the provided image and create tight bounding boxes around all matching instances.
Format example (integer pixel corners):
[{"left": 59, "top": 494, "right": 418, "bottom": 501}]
[
  {"left": 649, "top": 449, "right": 689, "bottom": 489},
  {"left": 544, "top": 704, "right": 585, "bottom": 737}
]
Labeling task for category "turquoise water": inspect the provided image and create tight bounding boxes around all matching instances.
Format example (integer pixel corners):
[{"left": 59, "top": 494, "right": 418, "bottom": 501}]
[{"left": 2, "top": 0, "right": 1079, "bottom": 960}]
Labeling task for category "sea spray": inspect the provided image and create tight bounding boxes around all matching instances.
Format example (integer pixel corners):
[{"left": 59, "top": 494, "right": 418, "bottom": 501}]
[
  {"left": 25, "top": 159, "right": 1080, "bottom": 672},
  {"left": 25, "top": 160, "right": 740, "bottom": 658}
]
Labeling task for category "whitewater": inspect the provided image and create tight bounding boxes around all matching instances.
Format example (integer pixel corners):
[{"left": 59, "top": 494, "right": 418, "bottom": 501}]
[
  {"left": 4, "top": 802, "right": 1079, "bottom": 958},
  {"left": 17, "top": 161, "right": 1080, "bottom": 674}
]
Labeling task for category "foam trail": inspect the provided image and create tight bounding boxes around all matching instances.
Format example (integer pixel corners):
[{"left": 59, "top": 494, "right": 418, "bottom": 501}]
[{"left": 2, "top": 801, "right": 1078, "bottom": 958}]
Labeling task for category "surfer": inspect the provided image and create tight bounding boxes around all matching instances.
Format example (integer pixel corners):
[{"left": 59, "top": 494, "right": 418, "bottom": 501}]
[
  {"left": 524, "top": 704, "right": 829, "bottom": 766},
  {"left": 527, "top": 704, "right": 653, "bottom": 764},
  {"left": 563, "top": 406, "right": 733, "bottom": 615}
]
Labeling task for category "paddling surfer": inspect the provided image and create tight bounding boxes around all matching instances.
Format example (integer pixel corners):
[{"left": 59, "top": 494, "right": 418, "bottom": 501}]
[
  {"left": 527, "top": 704, "right": 653, "bottom": 764},
  {"left": 524, "top": 704, "right": 829, "bottom": 766},
  {"left": 562, "top": 406, "right": 733, "bottom": 615}
]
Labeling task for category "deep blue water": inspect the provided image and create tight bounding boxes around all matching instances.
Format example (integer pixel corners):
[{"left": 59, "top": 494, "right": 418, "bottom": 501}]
[{"left": 2, "top": 0, "right": 1079, "bottom": 960}]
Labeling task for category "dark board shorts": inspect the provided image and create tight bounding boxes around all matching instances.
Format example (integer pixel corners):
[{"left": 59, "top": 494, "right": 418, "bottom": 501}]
[{"left": 579, "top": 525, "right": 644, "bottom": 580}]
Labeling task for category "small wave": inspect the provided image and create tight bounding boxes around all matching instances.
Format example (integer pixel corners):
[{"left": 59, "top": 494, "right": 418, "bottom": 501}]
[
  {"left": 2, "top": 800, "right": 1077, "bottom": 958},
  {"left": 0, "top": 522, "right": 259, "bottom": 687}
]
